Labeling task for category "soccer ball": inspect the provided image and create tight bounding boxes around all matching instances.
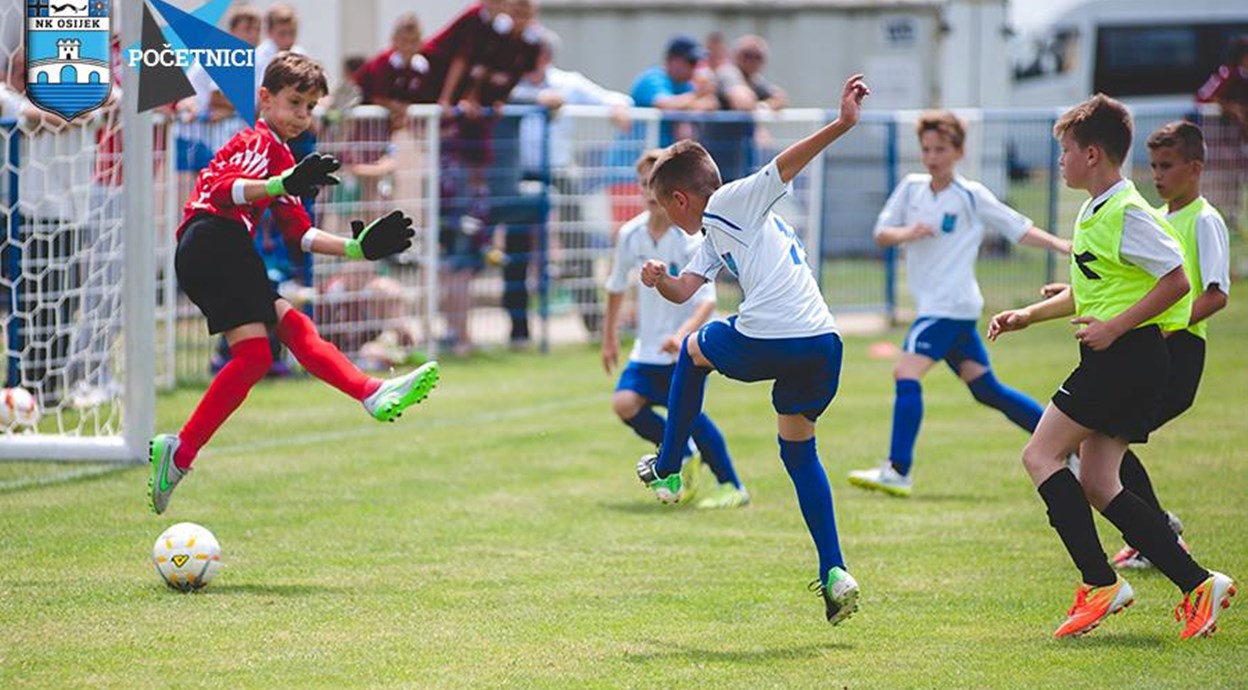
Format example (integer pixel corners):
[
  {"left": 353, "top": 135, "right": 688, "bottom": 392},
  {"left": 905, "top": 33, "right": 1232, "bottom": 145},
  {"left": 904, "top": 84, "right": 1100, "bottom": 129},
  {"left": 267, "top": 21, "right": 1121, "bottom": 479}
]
[
  {"left": 152, "top": 522, "right": 222, "bottom": 592},
  {"left": 0, "top": 387, "right": 40, "bottom": 429}
]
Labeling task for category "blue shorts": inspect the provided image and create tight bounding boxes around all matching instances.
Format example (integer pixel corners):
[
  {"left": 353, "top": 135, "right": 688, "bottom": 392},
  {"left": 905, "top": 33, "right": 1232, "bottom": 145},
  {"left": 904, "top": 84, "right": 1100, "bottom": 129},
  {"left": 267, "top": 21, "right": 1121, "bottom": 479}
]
[
  {"left": 697, "top": 317, "right": 843, "bottom": 421},
  {"left": 902, "top": 318, "right": 990, "bottom": 372},
  {"left": 615, "top": 361, "right": 676, "bottom": 406}
]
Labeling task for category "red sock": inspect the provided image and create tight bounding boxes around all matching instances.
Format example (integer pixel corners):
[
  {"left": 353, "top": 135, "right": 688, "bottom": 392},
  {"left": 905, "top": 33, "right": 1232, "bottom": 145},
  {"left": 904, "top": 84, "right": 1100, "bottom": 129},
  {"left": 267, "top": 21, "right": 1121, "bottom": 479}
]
[
  {"left": 175, "top": 337, "right": 272, "bottom": 469},
  {"left": 276, "top": 309, "right": 380, "bottom": 400}
]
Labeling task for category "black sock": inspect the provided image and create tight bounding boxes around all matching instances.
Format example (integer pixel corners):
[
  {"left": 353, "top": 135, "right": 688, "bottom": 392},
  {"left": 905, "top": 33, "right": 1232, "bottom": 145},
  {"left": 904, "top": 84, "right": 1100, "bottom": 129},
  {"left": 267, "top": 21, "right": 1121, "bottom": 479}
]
[
  {"left": 1119, "top": 450, "right": 1166, "bottom": 519},
  {"left": 1101, "top": 490, "right": 1209, "bottom": 593},
  {"left": 1037, "top": 469, "right": 1116, "bottom": 587}
]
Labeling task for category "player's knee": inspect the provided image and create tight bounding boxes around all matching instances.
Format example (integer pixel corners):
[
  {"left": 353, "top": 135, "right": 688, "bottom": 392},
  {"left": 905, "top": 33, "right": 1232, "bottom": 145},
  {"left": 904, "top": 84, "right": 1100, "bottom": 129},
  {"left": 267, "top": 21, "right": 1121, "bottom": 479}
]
[
  {"left": 233, "top": 340, "right": 274, "bottom": 381},
  {"left": 612, "top": 391, "right": 644, "bottom": 420},
  {"left": 1020, "top": 440, "right": 1058, "bottom": 477},
  {"left": 1082, "top": 479, "right": 1119, "bottom": 512},
  {"left": 683, "top": 333, "right": 711, "bottom": 368}
]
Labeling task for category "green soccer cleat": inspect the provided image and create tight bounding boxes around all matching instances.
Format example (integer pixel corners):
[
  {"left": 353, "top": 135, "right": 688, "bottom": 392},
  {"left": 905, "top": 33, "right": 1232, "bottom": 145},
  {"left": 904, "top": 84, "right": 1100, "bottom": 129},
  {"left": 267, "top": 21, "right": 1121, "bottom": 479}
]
[
  {"left": 637, "top": 453, "right": 683, "bottom": 504},
  {"left": 695, "top": 482, "right": 751, "bottom": 509},
  {"left": 677, "top": 453, "right": 702, "bottom": 504},
  {"left": 148, "top": 433, "right": 187, "bottom": 515},
  {"left": 810, "top": 566, "right": 860, "bottom": 627},
  {"left": 363, "top": 361, "right": 440, "bottom": 422}
]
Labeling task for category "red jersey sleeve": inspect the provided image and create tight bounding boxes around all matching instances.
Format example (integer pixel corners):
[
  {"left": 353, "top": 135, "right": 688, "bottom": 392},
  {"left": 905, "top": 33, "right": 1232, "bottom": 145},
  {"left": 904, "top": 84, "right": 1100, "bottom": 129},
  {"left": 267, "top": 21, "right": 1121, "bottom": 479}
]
[{"left": 179, "top": 121, "right": 311, "bottom": 242}]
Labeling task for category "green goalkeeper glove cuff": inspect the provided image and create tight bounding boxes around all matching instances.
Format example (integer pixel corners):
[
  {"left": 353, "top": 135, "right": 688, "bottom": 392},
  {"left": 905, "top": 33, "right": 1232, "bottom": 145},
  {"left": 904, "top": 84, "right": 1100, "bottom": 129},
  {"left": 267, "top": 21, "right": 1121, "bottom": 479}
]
[
  {"left": 264, "top": 175, "right": 288, "bottom": 197},
  {"left": 344, "top": 238, "right": 365, "bottom": 260}
]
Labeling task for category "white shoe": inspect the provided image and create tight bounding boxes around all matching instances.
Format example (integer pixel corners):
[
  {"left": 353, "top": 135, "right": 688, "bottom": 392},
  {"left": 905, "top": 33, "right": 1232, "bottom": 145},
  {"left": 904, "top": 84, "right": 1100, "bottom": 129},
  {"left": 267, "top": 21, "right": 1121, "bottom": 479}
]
[{"left": 848, "top": 461, "right": 912, "bottom": 497}]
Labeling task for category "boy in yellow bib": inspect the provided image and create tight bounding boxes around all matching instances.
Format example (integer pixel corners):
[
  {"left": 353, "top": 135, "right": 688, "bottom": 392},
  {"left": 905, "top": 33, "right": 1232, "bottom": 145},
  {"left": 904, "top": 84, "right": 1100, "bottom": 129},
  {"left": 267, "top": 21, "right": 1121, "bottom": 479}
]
[
  {"left": 988, "top": 95, "right": 1235, "bottom": 640},
  {"left": 1046, "top": 122, "right": 1232, "bottom": 570}
]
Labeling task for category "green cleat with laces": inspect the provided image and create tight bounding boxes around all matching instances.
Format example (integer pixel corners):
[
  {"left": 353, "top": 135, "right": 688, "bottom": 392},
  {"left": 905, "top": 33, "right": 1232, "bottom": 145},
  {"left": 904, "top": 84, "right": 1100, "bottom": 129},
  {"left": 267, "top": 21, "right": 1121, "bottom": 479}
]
[{"left": 363, "top": 361, "right": 440, "bottom": 422}]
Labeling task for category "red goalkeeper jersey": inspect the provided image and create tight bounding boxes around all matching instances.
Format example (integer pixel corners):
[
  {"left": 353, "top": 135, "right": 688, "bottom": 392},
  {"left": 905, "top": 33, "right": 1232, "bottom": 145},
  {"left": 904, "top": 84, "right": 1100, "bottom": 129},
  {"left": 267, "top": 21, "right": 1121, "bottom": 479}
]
[{"left": 178, "top": 119, "right": 312, "bottom": 243}]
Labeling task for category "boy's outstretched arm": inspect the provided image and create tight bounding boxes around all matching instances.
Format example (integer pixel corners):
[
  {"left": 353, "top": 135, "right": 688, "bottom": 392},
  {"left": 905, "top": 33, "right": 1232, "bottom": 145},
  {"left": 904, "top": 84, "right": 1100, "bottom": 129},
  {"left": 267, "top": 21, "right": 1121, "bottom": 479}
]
[
  {"left": 986, "top": 288, "right": 1075, "bottom": 341},
  {"left": 775, "top": 74, "right": 869, "bottom": 184},
  {"left": 301, "top": 210, "right": 416, "bottom": 260},
  {"left": 1018, "top": 227, "right": 1072, "bottom": 254},
  {"left": 640, "top": 259, "right": 708, "bottom": 305}
]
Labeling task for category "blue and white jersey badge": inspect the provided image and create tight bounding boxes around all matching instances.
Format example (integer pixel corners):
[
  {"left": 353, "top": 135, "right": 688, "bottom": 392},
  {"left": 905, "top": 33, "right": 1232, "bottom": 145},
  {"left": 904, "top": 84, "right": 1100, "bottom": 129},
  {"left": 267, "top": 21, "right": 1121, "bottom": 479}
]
[{"left": 25, "top": 0, "right": 112, "bottom": 121}]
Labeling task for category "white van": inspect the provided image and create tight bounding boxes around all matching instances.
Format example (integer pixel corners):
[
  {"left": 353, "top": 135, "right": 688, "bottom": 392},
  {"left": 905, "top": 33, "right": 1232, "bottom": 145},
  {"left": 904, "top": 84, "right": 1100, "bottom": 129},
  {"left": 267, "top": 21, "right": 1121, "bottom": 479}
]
[{"left": 1011, "top": 0, "right": 1248, "bottom": 107}]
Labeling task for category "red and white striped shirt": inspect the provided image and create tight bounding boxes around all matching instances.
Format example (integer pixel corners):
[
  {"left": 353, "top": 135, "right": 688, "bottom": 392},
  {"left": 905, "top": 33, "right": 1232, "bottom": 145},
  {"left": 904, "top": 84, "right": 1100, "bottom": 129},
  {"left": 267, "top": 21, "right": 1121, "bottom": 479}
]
[{"left": 178, "top": 119, "right": 312, "bottom": 243}]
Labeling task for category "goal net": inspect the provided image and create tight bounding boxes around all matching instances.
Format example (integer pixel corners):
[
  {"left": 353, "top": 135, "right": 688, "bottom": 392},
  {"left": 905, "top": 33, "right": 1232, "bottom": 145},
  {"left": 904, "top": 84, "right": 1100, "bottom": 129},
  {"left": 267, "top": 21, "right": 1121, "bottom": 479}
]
[{"left": 0, "top": 1, "right": 153, "bottom": 465}]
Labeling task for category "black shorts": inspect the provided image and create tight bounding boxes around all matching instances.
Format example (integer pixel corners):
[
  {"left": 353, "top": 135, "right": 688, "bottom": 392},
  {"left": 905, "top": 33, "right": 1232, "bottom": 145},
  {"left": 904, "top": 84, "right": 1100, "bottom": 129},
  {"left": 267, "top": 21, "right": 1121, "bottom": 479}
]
[
  {"left": 175, "top": 214, "right": 280, "bottom": 335},
  {"left": 1051, "top": 325, "right": 1169, "bottom": 443},
  {"left": 1154, "top": 329, "right": 1206, "bottom": 430}
]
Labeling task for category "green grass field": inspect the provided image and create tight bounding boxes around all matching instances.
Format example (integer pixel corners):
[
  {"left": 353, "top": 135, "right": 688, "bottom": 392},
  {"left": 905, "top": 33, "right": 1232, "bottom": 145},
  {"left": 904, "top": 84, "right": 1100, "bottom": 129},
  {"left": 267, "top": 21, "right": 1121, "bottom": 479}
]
[{"left": 2, "top": 300, "right": 1246, "bottom": 689}]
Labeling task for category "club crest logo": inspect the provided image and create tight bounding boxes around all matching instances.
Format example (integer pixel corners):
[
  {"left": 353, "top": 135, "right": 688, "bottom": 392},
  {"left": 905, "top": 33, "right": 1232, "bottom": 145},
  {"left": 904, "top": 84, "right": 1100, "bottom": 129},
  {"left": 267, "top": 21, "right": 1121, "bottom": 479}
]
[{"left": 25, "top": 0, "right": 112, "bottom": 121}]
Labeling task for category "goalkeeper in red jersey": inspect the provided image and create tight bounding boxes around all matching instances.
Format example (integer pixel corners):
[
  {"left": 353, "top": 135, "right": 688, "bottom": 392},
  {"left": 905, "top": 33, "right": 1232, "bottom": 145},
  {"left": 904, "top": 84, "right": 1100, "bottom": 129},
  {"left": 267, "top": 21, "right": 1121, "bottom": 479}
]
[{"left": 148, "top": 53, "right": 438, "bottom": 514}]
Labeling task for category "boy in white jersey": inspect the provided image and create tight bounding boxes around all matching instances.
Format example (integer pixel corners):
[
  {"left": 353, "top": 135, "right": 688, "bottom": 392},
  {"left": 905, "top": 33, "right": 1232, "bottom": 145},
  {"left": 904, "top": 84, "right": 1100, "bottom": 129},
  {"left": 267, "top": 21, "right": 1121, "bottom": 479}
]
[
  {"left": 848, "top": 111, "right": 1071, "bottom": 497},
  {"left": 989, "top": 95, "right": 1234, "bottom": 640},
  {"left": 635, "top": 74, "right": 870, "bottom": 626},
  {"left": 1040, "top": 121, "right": 1231, "bottom": 570},
  {"left": 603, "top": 151, "right": 748, "bottom": 508}
]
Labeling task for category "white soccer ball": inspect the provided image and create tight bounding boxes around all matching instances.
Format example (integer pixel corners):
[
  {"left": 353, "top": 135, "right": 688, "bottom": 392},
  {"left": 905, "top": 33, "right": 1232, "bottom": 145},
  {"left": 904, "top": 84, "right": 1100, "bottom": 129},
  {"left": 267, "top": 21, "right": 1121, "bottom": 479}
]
[
  {"left": 0, "top": 387, "right": 40, "bottom": 429},
  {"left": 152, "top": 522, "right": 222, "bottom": 592}
]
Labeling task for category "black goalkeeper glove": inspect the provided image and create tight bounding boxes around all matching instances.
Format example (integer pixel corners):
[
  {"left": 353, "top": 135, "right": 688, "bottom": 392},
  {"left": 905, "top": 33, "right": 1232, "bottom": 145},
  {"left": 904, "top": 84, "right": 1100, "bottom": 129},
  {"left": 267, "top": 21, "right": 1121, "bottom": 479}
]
[
  {"left": 344, "top": 210, "right": 415, "bottom": 260},
  {"left": 266, "top": 153, "right": 342, "bottom": 198}
]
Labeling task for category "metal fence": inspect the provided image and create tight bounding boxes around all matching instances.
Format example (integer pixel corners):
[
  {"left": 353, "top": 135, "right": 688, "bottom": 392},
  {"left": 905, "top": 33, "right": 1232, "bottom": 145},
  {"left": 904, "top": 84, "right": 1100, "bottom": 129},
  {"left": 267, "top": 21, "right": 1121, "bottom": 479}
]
[{"left": 142, "top": 101, "right": 1235, "bottom": 387}]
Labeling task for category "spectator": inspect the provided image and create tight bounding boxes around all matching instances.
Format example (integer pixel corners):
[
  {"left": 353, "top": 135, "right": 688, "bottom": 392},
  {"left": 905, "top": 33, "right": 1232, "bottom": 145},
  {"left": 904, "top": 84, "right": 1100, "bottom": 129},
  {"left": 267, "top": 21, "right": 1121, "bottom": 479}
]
[
  {"left": 254, "top": 3, "right": 305, "bottom": 93},
  {"left": 718, "top": 35, "right": 788, "bottom": 112},
  {"left": 630, "top": 34, "right": 718, "bottom": 144},
  {"left": 705, "top": 31, "right": 729, "bottom": 72},
  {"left": 468, "top": 0, "right": 543, "bottom": 111},
  {"left": 355, "top": 13, "right": 429, "bottom": 129},
  {"left": 630, "top": 35, "right": 718, "bottom": 113},
  {"left": 430, "top": 1, "right": 532, "bottom": 356},
  {"left": 1196, "top": 35, "right": 1248, "bottom": 233},
  {"left": 709, "top": 34, "right": 788, "bottom": 182},
  {"left": 509, "top": 28, "right": 633, "bottom": 343},
  {"left": 416, "top": 0, "right": 510, "bottom": 112}
]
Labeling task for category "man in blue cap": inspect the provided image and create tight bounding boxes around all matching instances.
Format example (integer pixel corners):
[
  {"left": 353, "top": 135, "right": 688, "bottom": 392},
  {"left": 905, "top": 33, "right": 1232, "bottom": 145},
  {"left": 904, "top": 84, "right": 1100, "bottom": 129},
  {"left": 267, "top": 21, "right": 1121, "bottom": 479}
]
[{"left": 631, "top": 34, "right": 720, "bottom": 143}]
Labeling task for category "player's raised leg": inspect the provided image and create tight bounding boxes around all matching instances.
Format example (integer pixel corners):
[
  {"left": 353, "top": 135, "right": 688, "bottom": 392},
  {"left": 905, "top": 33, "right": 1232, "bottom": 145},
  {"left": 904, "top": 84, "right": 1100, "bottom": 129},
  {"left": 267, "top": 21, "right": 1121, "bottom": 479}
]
[
  {"left": 637, "top": 334, "right": 713, "bottom": 503},
  {"left": 273, "top": 300, "right": 438, "bottom": 422}
]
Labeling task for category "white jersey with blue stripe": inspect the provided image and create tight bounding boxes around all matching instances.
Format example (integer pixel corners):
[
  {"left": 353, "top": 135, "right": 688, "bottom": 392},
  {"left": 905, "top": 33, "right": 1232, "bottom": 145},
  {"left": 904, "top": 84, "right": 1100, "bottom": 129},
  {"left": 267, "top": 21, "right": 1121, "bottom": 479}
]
[
  {"left": 605, "top": 211, "right": 718, "bottom": 364},
  {"left": 684, "top": 159, "right": 837, "bottom": 339},
  {"left": 876, "top": 173, "right": 1032, "bottom": 320}
]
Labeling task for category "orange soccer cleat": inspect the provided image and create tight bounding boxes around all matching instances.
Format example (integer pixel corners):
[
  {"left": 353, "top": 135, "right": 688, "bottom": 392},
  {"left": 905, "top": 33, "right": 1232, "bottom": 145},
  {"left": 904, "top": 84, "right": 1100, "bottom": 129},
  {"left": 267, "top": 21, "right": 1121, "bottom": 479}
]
[
  {"left": 1054, "top": 577, "right": 1135, "bottom": 638},
  {"left": 1176, "top": 572, "right": 1236, "bottom": 640}
]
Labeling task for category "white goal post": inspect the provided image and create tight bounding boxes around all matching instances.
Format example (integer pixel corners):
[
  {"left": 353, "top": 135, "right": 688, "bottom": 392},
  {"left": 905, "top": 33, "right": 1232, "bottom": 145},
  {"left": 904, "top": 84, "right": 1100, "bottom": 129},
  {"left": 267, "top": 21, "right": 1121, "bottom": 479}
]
[{"left": 0, "top": 2, "right": 153, "bottom": 464}]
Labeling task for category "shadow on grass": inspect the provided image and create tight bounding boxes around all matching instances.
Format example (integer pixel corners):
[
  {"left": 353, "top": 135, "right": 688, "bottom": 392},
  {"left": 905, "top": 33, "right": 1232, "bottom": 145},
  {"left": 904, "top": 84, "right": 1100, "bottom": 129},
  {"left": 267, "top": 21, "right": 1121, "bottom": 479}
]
[
  {"left": 1049, "top": 632, "right": 1166, "bottom": 650},
  {"left": 0, "top": 463, "right": 138, "bottom": 494},
  {"left": 624, "top": 640, "right": 851, "bottom": 664},
  {"left": 598, "top": 501, "right": 698, "bottom": 515},
  {"left": 208, "top": 582, "right": 343, "bottom": 597}
]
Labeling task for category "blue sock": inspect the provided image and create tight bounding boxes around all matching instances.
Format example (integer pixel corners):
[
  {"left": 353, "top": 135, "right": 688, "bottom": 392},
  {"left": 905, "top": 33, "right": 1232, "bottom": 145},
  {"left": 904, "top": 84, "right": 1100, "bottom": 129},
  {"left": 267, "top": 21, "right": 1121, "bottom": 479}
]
[
  {"left": 623, "top": 406, "right": 666, "bottom": 446},
  {"left": 691, "top": 414, "right": 740, "bottom": 488},
  {"left": 888, "top": 379, "right": 923, "bottom": 475},
  {"left": 968, "top": 370, "right": 1043, "bottom": 433},
  {"left": 655, "top": 341, "right": 710, "bottom": 477},
  {"left": 779, "top": 436, "right": 845, "bottom": 583}
]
